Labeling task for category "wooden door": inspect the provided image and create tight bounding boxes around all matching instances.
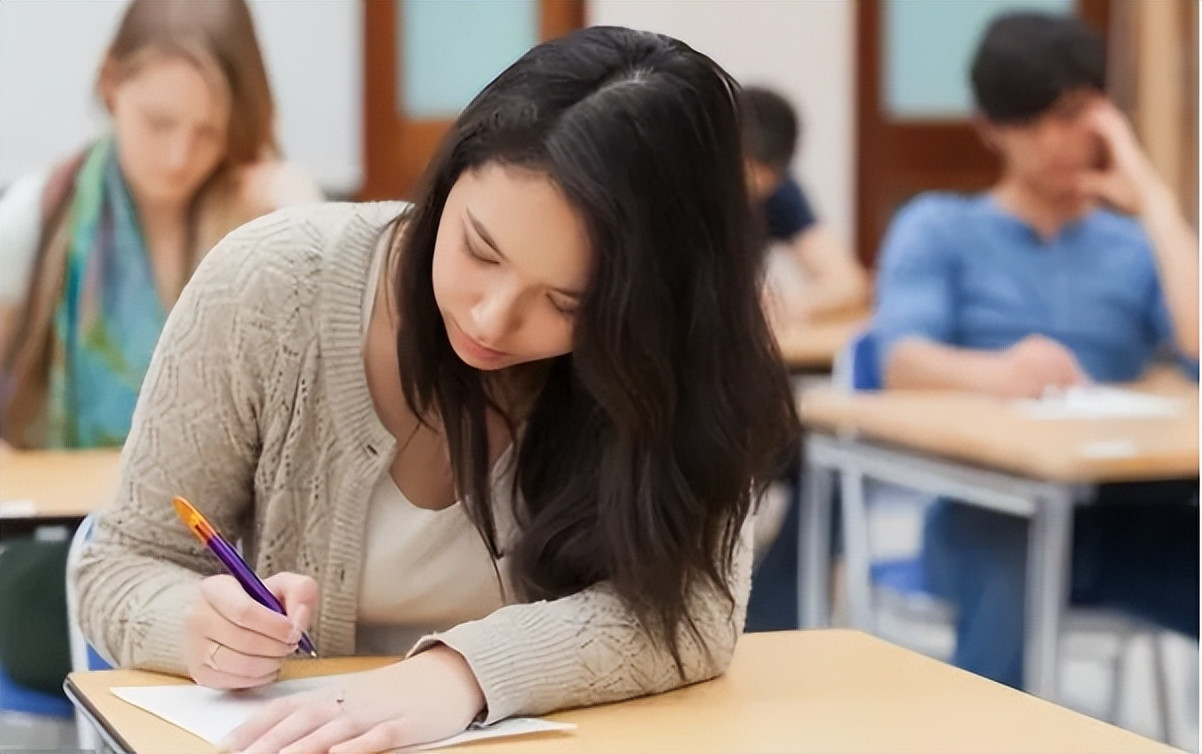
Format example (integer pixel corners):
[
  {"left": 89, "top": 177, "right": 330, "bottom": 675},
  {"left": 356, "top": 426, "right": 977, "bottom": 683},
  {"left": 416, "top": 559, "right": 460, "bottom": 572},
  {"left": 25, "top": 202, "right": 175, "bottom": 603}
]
[{"left": 359, "top": 0, "right": 583, "bottom": 201}]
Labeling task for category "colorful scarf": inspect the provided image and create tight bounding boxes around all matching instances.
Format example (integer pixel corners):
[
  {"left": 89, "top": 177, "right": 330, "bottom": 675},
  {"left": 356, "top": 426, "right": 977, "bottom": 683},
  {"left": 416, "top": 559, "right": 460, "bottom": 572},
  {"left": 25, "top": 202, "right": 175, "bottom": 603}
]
[{"left": 46, "top": 138, "right": 166, "bottom": 448}]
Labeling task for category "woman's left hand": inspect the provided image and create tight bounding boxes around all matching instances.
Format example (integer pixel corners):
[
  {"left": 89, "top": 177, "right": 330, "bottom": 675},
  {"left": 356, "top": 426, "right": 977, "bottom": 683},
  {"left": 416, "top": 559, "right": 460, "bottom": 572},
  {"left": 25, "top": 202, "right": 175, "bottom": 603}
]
[{"left": 220, "top": 645, "right": 485, "bottom": 754}]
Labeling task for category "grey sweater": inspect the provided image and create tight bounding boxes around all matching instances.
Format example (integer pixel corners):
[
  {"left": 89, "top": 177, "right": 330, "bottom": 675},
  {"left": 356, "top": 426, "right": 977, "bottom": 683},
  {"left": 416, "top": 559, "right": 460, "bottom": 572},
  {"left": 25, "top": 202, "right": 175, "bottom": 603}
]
[{"left": 71, "top": 202, "right": 751, "bottom": 723}]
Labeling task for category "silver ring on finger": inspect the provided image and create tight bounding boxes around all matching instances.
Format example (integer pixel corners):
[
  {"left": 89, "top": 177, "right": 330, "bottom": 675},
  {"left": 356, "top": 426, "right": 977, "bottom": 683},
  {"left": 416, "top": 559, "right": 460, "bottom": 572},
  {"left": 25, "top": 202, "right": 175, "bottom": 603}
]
[{"left": 206, "top": 641, "right": 223, "bottom": 671}]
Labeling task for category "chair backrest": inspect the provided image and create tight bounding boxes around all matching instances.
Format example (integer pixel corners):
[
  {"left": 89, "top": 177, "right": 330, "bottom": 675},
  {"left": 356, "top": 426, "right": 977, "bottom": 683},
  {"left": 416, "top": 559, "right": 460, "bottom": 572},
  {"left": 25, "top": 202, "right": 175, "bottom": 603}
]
[
  {"left": 65, "top": 514, "right": 96, "bottom": 676},
  {"left": 833, "top": 329, "right": 881, "bottom": 392},
  {"left": 66, "top": 514, "right": 111, "bottom": 673}
]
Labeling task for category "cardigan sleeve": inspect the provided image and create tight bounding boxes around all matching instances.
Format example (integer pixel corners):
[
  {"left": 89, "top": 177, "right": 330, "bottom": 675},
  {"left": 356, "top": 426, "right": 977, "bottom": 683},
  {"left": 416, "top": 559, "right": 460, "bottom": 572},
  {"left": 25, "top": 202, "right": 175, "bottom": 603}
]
[
  {"left": 69, "top": 212, "right": 309, "bottom": 675},
  {"left": 409, "top": 514, "right": 754, "bottom": 724}
]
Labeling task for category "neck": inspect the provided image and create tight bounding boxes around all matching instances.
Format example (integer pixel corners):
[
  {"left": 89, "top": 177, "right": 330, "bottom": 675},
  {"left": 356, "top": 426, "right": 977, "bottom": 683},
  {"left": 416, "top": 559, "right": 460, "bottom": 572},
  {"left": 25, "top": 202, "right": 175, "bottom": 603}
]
[
  {"left": 487, "top": 361, "right": 549, "bottom": 421},
  {"left": 132, "top": 187, "right": 191, "bottom": 227},
  {"left": 137, "top": 204, "right": 191, "bottom": 255},
  {"left": 992, "top": 175, "right": 1092, "bottom": 240},
  {"left": 131, "top": 192, "right": 194, "bottom": 308}
]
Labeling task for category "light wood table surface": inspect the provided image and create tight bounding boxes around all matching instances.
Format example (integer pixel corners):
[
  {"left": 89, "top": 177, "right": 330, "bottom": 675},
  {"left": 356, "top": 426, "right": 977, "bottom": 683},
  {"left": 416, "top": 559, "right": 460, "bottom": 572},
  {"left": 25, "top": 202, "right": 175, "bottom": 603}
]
[
  {"left": 65, "top": 630, "right": 1176, "bottom": 753},
  {"left": 799, "top": 370, "right": 1198, "bottom": 483},
  {"left": 0, "top": 447, "right": 122, "bottom": 520},
  {"left": 774, "top": 311, "right": 868, "bottom": 372}
]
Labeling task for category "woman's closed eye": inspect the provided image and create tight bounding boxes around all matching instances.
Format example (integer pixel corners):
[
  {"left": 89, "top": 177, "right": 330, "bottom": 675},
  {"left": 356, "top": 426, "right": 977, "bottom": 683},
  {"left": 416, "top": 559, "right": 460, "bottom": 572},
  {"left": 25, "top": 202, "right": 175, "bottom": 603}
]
[
  {"left": 548, "top": 296, "right": 577, "bottom": 318},
  {"left": 464, "top": 242, "right": 500, "bottom": 265}
]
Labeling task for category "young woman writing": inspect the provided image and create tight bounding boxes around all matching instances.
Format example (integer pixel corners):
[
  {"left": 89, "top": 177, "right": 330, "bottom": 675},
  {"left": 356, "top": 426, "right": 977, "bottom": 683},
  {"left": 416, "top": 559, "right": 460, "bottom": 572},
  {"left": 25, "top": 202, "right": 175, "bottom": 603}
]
[{"left": 73, "top": 26, "right": 797, "bottom": 753}]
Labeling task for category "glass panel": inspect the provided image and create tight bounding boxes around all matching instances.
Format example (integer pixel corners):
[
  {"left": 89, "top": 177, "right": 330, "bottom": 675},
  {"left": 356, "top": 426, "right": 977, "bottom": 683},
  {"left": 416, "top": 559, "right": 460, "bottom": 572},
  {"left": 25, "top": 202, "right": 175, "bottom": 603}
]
[
  {"left": 399, "top": 0, "right": 538, "bottom": 119},
  {"left": 883, "top": 0, "right": 1074, "bottom": 121}
]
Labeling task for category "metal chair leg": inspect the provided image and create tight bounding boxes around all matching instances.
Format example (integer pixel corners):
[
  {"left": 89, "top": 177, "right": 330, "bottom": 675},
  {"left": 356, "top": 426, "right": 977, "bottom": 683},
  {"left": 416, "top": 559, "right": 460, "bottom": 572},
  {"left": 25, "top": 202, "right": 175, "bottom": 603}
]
[{"left": 1149, "top": 631, "right": 1172, "bottom": 743}]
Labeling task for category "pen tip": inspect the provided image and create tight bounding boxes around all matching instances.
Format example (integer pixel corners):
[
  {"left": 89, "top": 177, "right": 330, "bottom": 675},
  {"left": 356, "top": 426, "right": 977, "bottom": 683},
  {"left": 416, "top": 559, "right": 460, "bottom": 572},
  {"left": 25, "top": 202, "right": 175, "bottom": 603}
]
[{"left": 309, "top": 650, "right": 318, "bottom": 658}]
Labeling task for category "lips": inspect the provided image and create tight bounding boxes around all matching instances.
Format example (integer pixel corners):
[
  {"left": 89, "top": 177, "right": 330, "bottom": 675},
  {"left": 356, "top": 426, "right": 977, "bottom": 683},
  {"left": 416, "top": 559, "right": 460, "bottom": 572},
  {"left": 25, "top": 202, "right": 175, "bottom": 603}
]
[
  {"left": 450, "top": 318, "right": 507, "bottom": 362},
  {"left": 464, "top": 332, "right": 506, "bottom": 359}
]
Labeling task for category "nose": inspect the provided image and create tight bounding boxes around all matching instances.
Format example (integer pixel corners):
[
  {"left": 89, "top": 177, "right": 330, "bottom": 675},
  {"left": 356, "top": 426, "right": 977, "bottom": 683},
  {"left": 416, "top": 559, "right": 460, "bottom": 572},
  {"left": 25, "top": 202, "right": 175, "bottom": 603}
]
[{"left": 470, "top": 284, "right": 522, "bottom": 345}]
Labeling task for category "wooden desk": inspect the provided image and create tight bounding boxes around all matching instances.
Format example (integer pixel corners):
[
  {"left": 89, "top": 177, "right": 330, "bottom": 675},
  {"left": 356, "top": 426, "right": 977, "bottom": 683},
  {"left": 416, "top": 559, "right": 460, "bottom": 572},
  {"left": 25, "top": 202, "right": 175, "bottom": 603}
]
[
  {"left": 800, "top": 377, "right": 1199, "bottom": 483},
  {"left": 66, "top": 630, "right": 1173, "bottom": 753},
  {"left": 796, "top": 375, "right": 1199, "bottom": 701},
  {"left": 0, "top": 447, "right": 122, "bottom": 521},
  {"left": 774, "top": 312, "right": 867, "bottom": 372}
]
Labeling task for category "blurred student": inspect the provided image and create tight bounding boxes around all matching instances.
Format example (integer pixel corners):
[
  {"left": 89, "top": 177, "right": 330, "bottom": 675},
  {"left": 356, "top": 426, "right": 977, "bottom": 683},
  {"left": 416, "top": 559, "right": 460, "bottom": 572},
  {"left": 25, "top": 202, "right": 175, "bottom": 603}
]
[
  {"left": 72, "top": 27, "right": 798, "bottom": 752},
  {"left": 0, "top": 0, "right": 321, "bottom": 450},
  {"left": 742, "top": 86, "right": 868, "bottom": 324},
  {"left": 0, "top": 0, "right": 319, "bottom": 700},
  {"left": 872, "top": 12, "right": 1198, "bottom": 688},
  {"left": 741, "top": 87, "right": 865, "bottom": 632}
]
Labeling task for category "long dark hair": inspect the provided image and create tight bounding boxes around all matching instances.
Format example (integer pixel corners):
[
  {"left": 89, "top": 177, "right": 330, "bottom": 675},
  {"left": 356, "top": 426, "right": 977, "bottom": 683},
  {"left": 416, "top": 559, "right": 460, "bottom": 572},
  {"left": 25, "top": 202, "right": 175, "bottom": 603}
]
[{"left": 396, "top": 26, "right": 799, "bottom": 667}]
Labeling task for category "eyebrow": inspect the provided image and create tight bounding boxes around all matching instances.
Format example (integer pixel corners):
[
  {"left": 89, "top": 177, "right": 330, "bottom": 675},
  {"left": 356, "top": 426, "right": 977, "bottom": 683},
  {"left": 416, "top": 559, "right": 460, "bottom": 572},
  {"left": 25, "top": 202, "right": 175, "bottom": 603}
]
[{"left": 464, "top": 208, "right": 584, "bottom": 300}]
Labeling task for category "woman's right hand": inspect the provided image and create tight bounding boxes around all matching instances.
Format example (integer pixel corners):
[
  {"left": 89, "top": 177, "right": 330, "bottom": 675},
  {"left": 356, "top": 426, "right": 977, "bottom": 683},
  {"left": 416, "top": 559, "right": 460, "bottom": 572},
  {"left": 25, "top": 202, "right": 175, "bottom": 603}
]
[{"left": 184, "top": 572, "right": 318, "bottom": 689}]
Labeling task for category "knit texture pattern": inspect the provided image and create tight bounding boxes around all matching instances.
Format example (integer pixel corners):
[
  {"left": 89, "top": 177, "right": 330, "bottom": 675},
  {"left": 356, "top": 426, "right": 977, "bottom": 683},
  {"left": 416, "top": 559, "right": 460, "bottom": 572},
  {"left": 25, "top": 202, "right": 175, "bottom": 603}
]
[{"left": 72, "top": 202, "right": 752, "bottom": 723}]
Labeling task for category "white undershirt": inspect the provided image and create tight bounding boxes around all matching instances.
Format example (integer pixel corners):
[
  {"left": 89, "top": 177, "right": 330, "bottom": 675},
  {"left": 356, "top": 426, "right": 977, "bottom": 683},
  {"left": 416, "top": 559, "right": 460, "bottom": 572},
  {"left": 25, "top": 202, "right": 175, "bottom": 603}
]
[
  {"left": 0, "top": 170, "right": 50, "bottom": 308},
  {"left": 355, "top": 231, "right": 512, "bottom": 655}
]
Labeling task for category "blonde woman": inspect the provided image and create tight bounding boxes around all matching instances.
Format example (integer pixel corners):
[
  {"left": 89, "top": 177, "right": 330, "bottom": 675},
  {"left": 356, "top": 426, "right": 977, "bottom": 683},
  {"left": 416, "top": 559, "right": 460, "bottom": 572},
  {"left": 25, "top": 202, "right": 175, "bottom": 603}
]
[{"left": 0, "top": 0, "right": 320, "bottom": 449}]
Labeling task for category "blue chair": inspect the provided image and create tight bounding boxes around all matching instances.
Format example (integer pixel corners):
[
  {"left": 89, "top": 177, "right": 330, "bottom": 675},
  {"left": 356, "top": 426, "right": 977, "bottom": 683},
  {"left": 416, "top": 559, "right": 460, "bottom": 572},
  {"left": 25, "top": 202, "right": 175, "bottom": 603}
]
[
  {"left": 831, "top": 330, "right": 946, "bottom": 639},
  {"left": 0, "top": 662, "right": 74, "bottom": 719},
  {"left": 832, "top": 328, "right": 880, "bottom": 392},
  {"left": 833, "top": 330, "right": 1174, "bottom": 737},
  {"left": 0, "top": 531, "right": 78, "bottom": 745}
]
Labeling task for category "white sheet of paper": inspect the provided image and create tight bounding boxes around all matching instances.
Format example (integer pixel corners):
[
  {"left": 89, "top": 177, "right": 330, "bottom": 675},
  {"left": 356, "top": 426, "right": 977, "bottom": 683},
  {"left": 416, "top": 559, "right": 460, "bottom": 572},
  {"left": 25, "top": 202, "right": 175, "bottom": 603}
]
[
  {"left": 1016, "top": 386, "right": 1185, "bottom": 420},
  {"left": 111, "top": 672, "right": 574, "bottom": 750},
  {"left": 1077, "top": 439, "right": 1140, "bottom": 458},
  {"left": 0, "top": 499, "right": 37, "bottom": 518}
]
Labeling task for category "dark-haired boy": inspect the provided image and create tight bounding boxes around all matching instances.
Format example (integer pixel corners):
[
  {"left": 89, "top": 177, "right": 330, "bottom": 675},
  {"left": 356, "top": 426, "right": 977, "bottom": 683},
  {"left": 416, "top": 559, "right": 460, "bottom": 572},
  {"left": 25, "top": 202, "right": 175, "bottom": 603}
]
[
  {"left": 741, "top": 86, "right": 868, "bottom": 323},
  {"left": 872, "top": 12, "right": 1198, "bottom": 689}
]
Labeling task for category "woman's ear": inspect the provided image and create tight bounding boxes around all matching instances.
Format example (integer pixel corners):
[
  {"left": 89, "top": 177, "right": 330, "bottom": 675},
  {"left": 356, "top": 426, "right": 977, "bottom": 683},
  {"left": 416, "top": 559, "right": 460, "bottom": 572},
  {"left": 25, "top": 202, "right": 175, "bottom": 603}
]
[{"left": 97, "top": 58, "right": 120, "bottom": 112}]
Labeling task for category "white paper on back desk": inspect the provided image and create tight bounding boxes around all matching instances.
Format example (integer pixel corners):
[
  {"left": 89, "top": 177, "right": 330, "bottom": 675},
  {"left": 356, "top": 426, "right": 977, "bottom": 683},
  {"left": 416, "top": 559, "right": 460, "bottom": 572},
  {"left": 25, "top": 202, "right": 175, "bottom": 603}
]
[
  {"left": 112, "top": 672, "right": 574, "bottom": 751},
  {"left": 1016, "top": 386, "right": 1185, "bottom": 420}
]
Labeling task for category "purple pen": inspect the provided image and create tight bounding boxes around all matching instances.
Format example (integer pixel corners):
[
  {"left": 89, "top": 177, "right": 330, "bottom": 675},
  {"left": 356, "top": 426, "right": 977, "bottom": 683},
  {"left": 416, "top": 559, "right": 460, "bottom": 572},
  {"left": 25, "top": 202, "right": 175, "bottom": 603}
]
[{"left": 173, "top": 496, "right": 317, "bottom": 657}]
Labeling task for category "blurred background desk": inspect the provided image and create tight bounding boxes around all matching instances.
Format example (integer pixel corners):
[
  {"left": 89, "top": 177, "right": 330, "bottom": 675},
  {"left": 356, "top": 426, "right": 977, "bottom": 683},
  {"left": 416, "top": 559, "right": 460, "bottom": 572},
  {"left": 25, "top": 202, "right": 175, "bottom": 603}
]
[
  {"left": 0, "top": 448, "right": 121, "bottom": 537},
  {"left": 774, "top": 310, "right": 868, "bottom": 374},
  {"left": 796, "top": 372, "right": 1198, "bottom": 701},
  {"left": 66, "top": 630, "right": 1173, "bottom": 754}
]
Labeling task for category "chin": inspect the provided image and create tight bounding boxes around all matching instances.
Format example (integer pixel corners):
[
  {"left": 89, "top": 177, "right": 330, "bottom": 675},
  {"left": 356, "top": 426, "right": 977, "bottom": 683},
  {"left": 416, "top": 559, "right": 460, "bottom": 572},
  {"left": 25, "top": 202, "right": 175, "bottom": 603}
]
[
  {"left": 456, "top": 354, "right": 513, "bottom": 371},
  {"left": 133, "top": 179, "right": 198, "bottom": 206},
  {"left": 1031, "top": 178, "right": 1085, "bottom": 205}
]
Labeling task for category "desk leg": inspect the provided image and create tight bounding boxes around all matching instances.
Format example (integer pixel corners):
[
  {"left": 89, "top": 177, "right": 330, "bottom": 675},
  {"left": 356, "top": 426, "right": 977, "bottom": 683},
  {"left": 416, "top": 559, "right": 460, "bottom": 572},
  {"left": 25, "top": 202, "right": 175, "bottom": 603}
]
[
  {"left": 798, "top": 453, "right": 834, "bottom": 628},
  {"left": 839, "top": 463, "right": 875, "bottom": 632},
  {"left": 1024, "top": 487, "right": 1074, "bottom": 699}
]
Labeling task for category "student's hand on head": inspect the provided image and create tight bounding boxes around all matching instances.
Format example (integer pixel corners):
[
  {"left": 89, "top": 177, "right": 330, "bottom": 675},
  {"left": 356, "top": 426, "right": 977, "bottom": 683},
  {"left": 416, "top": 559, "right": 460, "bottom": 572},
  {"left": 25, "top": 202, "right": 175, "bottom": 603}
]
[
  {"left": 1078, "top": 101, "right": 1162, "bottom": 215},
  {"left": 998, "top": 335, "right": 1089, "bottom": 398},
  {"left": 220, "top": 645, "right": 485, "bottom": 754},
  {"left": 184, "top": 572, "right": 318, "bottom": 689}
]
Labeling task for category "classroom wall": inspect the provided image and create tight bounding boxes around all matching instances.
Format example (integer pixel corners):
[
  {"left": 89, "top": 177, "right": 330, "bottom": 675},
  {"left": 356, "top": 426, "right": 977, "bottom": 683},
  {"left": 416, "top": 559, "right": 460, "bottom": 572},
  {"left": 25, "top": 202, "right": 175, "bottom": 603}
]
[
  {"left": 588, "top": 0, "right": 856, "bottom": 246},
  {"left": 0, "top": 0, "right": 361, "bottom": 196}
]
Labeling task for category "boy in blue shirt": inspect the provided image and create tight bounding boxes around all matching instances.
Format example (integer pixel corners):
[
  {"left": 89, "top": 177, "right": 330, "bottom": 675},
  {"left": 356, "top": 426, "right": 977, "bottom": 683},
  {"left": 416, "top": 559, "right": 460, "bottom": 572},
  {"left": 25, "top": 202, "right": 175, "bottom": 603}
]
[{"left": 872, "top": 12, "right": 1198, "bottom": 689}]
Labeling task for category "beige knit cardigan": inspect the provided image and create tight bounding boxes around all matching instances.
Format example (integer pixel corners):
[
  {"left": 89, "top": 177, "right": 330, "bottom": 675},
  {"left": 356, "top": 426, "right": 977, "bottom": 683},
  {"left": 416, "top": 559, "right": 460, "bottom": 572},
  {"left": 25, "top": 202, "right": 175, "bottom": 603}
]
[{"left": 71, "top": 202, "right": 752, "bottom": 723}]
